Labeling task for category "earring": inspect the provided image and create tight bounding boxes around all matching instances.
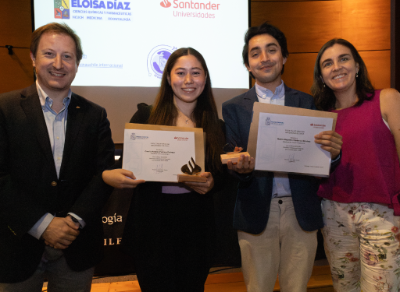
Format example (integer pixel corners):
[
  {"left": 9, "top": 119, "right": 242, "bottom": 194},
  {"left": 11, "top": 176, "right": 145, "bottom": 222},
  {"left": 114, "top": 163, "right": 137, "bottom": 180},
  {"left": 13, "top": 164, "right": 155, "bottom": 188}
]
[
  {"left": 356, "top": 72, "right": 359, "bottom": 78},
  {"left": 320, "top": 76, "right": 325, "bottom": 87}
]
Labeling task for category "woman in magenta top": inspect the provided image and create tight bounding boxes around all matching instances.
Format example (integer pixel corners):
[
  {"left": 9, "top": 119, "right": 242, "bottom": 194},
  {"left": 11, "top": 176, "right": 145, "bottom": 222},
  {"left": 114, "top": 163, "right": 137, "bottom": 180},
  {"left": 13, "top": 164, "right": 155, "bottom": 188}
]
[{"left": 311, "top": 38, "right": 400, "bottom": 292}]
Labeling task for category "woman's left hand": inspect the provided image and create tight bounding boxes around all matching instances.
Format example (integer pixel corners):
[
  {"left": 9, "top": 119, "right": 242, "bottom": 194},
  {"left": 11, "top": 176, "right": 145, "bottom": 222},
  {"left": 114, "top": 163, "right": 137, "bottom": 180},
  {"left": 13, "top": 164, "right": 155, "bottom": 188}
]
[
  {"left": 102, "top": 169, "right": 145, "bottom": 189},
  {"left": 184, "top": 172, "right": 214, "bottom": 195},
  {"left": 314, "top": 130, "right": 343, "bottom": 160}
]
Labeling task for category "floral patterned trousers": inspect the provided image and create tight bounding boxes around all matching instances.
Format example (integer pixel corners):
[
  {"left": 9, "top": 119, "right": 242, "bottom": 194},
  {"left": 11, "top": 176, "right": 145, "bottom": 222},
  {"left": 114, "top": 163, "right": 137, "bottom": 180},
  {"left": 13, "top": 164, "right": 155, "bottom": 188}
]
[{"left": 322, "top": 199, "right": 400, "bottom": 292}]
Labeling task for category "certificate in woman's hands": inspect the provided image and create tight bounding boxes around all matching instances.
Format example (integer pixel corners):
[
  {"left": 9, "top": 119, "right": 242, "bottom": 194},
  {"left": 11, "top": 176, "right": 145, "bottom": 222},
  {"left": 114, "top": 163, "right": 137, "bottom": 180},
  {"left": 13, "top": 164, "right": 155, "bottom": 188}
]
[{"left": 122, "top": 124, "right": 205, "bottom": 182}]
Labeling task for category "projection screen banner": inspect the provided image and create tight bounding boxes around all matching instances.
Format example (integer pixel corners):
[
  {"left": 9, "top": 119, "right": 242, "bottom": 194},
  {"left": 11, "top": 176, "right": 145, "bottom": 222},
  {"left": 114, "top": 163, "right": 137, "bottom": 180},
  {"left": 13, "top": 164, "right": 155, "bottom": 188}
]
[
  {"left": 34, "top": 0, "right": 250, "bottom": 142},
  {"left": 34, "top": 0, "right": 249, "bottom": 143},
  {"left": 35, "top": 0, "right": 249, "bottom": 88}
]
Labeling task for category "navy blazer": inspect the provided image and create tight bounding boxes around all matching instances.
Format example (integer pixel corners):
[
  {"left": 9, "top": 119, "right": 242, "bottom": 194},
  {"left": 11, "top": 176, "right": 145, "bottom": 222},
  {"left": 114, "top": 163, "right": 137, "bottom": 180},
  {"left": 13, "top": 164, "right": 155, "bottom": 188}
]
[
  {"left": 0, "top": 84, "right": 115, "bottom": 282},
  {"left": 223, "top": 85, "right": 333, "bottom": 234}
]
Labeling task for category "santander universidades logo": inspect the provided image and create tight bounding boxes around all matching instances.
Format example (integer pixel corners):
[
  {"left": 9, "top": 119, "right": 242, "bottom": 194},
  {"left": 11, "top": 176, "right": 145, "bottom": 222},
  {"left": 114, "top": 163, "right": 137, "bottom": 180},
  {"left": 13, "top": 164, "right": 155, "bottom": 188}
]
[{"left": 160, "top": 0, "right": 171, "bottom": 7}]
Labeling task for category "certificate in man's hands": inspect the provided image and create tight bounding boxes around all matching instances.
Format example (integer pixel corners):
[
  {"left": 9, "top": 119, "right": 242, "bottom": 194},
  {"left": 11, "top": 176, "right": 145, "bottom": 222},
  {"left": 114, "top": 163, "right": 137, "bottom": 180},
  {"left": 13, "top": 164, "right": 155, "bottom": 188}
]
[
  {"left": 248, "top": 103, "right": 337, "bottom": 177},
  {"left": 122, "top": 124, "right": 205, "bottom": 182}
]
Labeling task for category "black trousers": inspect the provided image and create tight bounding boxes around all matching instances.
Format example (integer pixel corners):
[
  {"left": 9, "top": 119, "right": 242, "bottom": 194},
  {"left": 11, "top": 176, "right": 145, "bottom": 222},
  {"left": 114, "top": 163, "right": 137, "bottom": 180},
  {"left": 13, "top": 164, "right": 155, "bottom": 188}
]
[{"left": 127, "top": 191, "right": 215, "bottom": 292}]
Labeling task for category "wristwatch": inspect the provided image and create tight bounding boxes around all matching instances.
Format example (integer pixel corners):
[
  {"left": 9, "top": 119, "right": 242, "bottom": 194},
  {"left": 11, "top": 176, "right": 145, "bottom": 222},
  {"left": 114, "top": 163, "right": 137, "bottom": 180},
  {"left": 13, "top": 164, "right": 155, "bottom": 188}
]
[{"left": 69, "top": 215, "right": 83, "bottom": 230}]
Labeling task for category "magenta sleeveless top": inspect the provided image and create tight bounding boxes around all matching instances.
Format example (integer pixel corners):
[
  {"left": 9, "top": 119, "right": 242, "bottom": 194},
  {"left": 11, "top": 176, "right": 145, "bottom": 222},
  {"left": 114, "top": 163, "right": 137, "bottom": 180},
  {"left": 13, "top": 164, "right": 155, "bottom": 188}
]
[{"left": 318, "top": 90, "right": 400, "bottom": 215}]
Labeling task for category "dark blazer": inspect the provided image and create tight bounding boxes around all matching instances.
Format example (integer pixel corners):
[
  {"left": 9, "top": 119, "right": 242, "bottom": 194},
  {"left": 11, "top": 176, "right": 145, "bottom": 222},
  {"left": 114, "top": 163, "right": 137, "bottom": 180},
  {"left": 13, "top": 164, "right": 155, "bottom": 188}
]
[
  {"left": 222, "top": 85, "right": 339, "bottom": 234},
  {"left": 0, "top": 84, "right": 115, "bottom": 283},
  {"left": 119, "top": 103, "right": 222, "bottom": 266}
]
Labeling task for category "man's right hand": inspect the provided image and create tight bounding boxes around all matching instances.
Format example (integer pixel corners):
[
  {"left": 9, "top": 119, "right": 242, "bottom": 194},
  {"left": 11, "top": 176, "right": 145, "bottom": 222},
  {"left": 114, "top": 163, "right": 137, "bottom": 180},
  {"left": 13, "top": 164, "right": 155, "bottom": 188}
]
[{"left": 42, "top": 217, "right": 80, "bottom": 249}]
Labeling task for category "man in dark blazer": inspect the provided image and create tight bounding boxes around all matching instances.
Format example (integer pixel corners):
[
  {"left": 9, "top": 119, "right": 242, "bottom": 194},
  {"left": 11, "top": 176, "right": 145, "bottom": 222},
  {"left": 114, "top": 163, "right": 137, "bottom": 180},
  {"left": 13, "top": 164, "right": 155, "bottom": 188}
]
[
  {"left": 0, "top": 23, "right": 114, "bottom": 291},
  {"left": 222, "top": 23, "right": 343, "bottom": 292}
]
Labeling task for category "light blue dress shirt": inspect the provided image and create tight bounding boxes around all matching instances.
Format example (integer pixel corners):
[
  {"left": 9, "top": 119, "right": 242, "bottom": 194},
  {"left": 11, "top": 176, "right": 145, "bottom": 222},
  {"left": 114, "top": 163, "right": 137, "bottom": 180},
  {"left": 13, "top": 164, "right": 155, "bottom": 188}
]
[
  {"left": 255, "top": 81, "right": 292, "bottom": 198},
  {"left": 28, "top": 82, "right": 84, "bottom": 240}
]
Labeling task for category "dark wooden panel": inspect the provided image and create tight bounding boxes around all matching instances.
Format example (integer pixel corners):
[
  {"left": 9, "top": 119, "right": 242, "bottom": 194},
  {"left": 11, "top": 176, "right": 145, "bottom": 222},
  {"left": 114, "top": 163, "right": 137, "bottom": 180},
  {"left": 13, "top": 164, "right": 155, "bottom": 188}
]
[
  {"left": 0, "top": 48, "right": 33, "bottom": 94},
  {"left": 251, "top": 1, "right": 341, "bottom": 53},
  {"left": 359, "top": 50, "right": 391, "bottom": 90},
  {"left": 0, "top": 1, "right": 32, "bottom": 47},
  {"left": 282, "top": 53, "right": 317, "bottom": 94},
  {"left": 252, "top": 0, "right": 335, "bottom": 2},
  {"left": 342, "top": 0, "right": 390, "bottom": 51},
  {"left": 391, "top": 0, "right": 400, "bottom": 90}
]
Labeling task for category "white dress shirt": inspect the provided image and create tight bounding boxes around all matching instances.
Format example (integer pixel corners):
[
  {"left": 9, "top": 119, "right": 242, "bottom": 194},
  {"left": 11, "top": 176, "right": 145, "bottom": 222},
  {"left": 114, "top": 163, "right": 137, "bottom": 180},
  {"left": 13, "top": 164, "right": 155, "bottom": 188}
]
[
  {"left": 255, "top": 81, "right": 292, "bottom": 198},
  {"left": 28, "top": 81, "right": 84, "bottom": 240}
]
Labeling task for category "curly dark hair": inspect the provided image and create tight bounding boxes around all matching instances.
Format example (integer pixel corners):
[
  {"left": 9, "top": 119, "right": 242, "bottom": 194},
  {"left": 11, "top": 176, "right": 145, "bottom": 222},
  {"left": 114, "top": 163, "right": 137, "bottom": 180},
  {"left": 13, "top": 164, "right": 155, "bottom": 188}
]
[
  {"left": 242, "top": 22, "right": 289, "bottom": 77},
  {"left": 311, "top": 38, "right": 375, "bottom": 111}
]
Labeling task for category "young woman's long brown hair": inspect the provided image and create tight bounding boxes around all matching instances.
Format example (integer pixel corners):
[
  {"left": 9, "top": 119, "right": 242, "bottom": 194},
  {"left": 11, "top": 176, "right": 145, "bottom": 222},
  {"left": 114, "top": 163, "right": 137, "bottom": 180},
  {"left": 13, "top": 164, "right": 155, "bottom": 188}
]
[{"left": 148, "top": 47, "right": 225, "bottom": 172}]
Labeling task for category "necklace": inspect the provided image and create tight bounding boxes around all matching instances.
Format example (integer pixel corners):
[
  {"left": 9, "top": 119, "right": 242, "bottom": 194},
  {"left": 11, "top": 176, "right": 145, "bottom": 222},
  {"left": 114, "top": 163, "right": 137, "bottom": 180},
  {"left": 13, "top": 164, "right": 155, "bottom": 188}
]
[
  {"left": 175, "top": 104, "right": 193, "bottom": 125},
  {"left": 179, "top": 112, "right": 192, "bottom": 124}
]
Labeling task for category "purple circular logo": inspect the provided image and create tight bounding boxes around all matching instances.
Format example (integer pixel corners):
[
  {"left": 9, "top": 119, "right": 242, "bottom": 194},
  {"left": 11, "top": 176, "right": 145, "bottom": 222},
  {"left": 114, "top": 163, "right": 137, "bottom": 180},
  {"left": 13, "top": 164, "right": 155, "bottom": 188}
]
[{"left": 147, "top": 45, "right": 177, "bottom": 79}]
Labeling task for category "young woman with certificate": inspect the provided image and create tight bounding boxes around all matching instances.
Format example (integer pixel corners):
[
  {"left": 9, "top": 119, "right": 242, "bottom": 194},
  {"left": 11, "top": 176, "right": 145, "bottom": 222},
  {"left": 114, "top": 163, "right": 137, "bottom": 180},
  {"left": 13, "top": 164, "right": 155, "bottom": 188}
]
[{"left": 102, "top": 47, "right": 225, "bottom": 292}]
